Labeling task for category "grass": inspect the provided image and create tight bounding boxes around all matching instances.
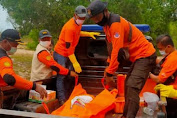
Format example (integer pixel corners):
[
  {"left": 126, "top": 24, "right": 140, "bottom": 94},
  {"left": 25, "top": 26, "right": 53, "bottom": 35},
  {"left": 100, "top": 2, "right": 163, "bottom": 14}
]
[{"left": 10, "top": 53, "right": 33, "bottom": 80}]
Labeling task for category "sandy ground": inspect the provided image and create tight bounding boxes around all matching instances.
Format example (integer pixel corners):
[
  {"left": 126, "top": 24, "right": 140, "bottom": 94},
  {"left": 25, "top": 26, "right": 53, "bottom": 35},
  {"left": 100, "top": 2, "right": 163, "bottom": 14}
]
[
  {"left": 15, "top": 48, "right": 34, "bottom": 55},
  {"left": 11, "top": 48, "right": 34, "bottom": 80}
]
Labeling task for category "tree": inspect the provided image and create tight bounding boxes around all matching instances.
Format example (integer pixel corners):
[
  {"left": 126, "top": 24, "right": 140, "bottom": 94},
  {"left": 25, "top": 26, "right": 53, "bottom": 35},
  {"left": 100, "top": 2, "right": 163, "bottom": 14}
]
[
  {"left": 0, "top": 0, "right": 90, "bottom": 37},
  {"left": 1, "top": 0, "right": 177, "bottom": 46}
]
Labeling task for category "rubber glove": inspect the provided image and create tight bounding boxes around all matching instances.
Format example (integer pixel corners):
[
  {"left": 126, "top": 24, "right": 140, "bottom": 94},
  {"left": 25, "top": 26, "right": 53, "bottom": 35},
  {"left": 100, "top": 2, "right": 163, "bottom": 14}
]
[
  {"left": 69, "top": 54, "right": 82, "bottom": 73},
  {"left": 154, "top": 84, "right": 177, "bottom": 98},
  {"left": 80, "top": 31, "right": 100, "bottom": 40}
]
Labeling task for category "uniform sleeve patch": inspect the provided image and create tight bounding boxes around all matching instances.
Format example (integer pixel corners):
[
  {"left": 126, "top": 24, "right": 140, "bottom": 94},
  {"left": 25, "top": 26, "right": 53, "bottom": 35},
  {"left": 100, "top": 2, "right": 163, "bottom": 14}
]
[
  {"left": 4, "top": 62, "right": 11, "bottom": 67},
  {"left": 114, "top": 32, "right": 120, "bottom": 38},
  {"left": 161, "top": 73, "right": 166, "bottom": 77},
  {"left": 46, "top": 56, "right": 52, "bottom": 61}
]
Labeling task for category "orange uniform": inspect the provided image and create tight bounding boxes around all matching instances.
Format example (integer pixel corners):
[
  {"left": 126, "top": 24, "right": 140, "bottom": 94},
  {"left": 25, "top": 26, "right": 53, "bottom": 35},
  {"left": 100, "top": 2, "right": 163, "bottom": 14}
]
[
  {"left": 0, "top": 48, "right": 35, "bottom": 90},
  {"left": 158, "top": 50, "right": 177, "bottom": 84},
  {"left": 37, "top": 50, "right": 69, "bottom": 75},
  {"left": 174, "top": 85, "right": 177, "bottom": 90},
  {"left": 104, "top": 14, "right": 155, "bottom": 75},
  {"left": 54, "top": 18, "right": 82, "bottom": 57}
]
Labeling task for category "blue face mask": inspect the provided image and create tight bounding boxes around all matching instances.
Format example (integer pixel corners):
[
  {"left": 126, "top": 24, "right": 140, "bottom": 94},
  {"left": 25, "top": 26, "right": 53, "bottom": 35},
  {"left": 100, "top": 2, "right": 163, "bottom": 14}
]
[{"left": 7, "top": 41, "right": 17, "bottom": 55}]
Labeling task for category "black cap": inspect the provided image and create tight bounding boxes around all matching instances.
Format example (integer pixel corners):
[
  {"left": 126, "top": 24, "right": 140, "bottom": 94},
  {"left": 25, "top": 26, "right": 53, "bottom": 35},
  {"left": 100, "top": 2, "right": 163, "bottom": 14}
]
[
  {"left": 87, "top": 0, "right": 108, "bottom": 18},
  {"left": 39, "top": 29, "right": 52, "bottom": 39},
  {"left": 0, "top": 29, "right": 24, "bottom": 44}
]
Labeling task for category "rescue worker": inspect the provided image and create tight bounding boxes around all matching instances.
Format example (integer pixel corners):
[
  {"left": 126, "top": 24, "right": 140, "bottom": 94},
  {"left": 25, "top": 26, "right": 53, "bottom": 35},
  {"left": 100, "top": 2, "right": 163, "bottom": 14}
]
[
  {"left": 149, "top": 34, "right": 177, "bottom": 85},
  {"left": 0, "top": 29, "right": 47, "bottom": 99},
  {"left": 30, "top": 29, "right": 78, "bottom": 82},
  {"left": 53, "top": 5, "right": 100, "bottom": 105},
  {"left": 149, "top": 34, "right": 177, "bottom": 118},
  {"left": 87, "top": 0, "right": 156, "bottom": 117}
]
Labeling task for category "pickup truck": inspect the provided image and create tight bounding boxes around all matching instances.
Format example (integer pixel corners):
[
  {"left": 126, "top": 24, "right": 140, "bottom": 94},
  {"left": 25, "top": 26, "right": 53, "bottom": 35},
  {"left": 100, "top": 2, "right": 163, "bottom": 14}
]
[{"left": 0, "top": 24, "right": 156, "bottom": 118}]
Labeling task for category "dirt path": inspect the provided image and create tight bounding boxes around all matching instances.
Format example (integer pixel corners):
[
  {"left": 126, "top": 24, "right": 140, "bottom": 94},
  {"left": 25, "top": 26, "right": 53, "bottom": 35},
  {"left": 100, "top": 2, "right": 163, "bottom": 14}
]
[
  {"left": 11, "top": 48, "right": 34, "bottom": 80},
  {"left": 15, "top": 48, "right": 34, "bottom": 55}
]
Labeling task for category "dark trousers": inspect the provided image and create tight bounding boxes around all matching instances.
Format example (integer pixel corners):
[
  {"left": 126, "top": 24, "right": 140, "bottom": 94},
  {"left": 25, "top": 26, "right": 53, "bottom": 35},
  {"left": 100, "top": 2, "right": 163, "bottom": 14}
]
[
  {"left": 166, "top": 98, "right": 177, "bottom": 118},
  {"left": 53, "top": 51, "right": 75, "bottom": 102},
  {"left": 123, "top": 53, "right": 156, "bottom": 118}
]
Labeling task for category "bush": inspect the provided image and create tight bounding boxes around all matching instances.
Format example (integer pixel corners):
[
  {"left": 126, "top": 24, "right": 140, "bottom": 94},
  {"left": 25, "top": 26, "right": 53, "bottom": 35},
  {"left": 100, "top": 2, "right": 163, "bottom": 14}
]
[
  {"left": 26, "top": 29, "right": 40, "bottom": 50},
  {"left": 168, "top": 22, "right": 177, "bottom": 47},
  {"left": 26, "top": 42, "right": 38, "bottom": 50}
]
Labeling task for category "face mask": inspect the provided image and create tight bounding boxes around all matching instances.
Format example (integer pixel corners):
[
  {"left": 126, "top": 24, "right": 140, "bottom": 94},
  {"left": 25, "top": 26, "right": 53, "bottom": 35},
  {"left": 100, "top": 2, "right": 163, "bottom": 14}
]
[
  {"left": 7, "top": 41, "right": 17, "bottom": 55},
  {"left": 159, "top": 50, "right": 166, "bottom": 56},
  {"left": 97, "top": 12, "right": 108, "bottom": 26},
  {"left": 40, "top": 40, "right": 51, "bottom": 48},
  {"left": 76, "top": 19, "right": 85, "bottom": 25},
  {"left": 7, "top": 47, "right": 17, "bottom": 55}
]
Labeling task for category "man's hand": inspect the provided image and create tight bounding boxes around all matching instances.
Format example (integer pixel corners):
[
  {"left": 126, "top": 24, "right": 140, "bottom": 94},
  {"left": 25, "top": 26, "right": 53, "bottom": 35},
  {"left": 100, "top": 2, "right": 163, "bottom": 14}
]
[
  {"left": 105, "top": 76, "right": 116, "bottom": 88},
  {"left": 104, "top": 67, "right": 108, "bottom": 77},
  {"left": 149, "top": 72, "right": 160, "bottom": 83},
  {"left": 73, "top": 62, "right": 82, "bottom": 73},
  {"left": 35, "top": 84, "right": 47, "bottom": 99},
  {"left": 70, "top": 71, "right": 78, "bottom": 77}
]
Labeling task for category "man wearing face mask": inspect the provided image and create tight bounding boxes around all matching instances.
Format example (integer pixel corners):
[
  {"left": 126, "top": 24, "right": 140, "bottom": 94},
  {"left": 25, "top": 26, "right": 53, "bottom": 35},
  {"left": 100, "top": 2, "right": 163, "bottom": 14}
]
[
  {"left": 149, "top": 34, "right": 177, "bottom": 118},
  {"left": 149, "top": 34, "right": 177, "bottom": 86},
  {"left": 0, "top": 29, "right": 47, "bottom": 101},
  {"left": 53, "top": 5, "right": 100, "bottom": 105},
  {"left": 31, "top": 29, "right": 78, "bottom": 82},
  {"left": 87, "top": 0, "right": 156, "bottom": 117}
]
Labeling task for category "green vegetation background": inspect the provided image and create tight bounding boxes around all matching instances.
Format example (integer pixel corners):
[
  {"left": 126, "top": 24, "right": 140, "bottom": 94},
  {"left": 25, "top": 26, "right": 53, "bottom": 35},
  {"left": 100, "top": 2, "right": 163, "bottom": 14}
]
[{"left": 1, "top": 0, "right": 177, "bottom": 49}]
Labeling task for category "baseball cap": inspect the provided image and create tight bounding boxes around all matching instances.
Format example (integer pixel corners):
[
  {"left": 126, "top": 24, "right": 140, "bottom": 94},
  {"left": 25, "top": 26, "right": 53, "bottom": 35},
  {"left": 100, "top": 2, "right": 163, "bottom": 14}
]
[
  {"left": 87, "top": 0, "right": 108, "bottom": 18},
  {"left": 75, "top": 5, "right": 87, "bottom": 18},
  {"left": 0, "top": 29, "right": 25, "bottom": 44},
  {"left": 39, "top": 29, "right": 52, "bottom": 39},
  {"left": 145, "top": 35, "right": 153, "bottom": 42}
]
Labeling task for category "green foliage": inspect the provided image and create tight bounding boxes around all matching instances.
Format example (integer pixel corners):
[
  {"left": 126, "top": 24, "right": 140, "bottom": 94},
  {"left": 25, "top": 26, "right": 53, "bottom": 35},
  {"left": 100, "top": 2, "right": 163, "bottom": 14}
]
[
  {"left": 1, "top": 0, "right": 177, "bottom": 48},
  {"left": 0, "top": 0, "right": 90, "bottom": 36},
  {"left": 168, "top": 21, "right": 177, "bottom": 47},
  {"left": 25, "top": 29, "right": 39, "bottom": 50},
  {"left": 26, "top": 42, "right": 37, "bottom": 50}
]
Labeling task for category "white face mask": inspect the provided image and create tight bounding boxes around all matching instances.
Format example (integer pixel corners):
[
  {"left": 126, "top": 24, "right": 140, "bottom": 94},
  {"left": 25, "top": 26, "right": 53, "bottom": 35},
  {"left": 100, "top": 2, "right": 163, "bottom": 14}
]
[
  {"left": 7, "top": 41, "right": 17, "bottom": 55},
  {"left": 76, "top": 19, "right": 85, "bottom": 25},
  {"left": 40, "top": 41, "right": 51, "bottom": 48},
  {"left": 159, "top": 50, "right": 166, "bottom": 56}
]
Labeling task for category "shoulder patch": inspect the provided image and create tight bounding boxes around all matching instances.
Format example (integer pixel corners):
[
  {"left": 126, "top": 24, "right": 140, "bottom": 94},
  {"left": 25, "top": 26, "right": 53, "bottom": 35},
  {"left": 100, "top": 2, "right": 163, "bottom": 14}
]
[
  {"left": 46, "top": 56, "right": 52, "bottom": 61},
  {"left": 4, "top": 62, "right": 11, "bottom": 67},
  {"left": 161, "top": 73, "right": 166, "bottom": 77},
  {"left": 114, "top": 32, "right": 120, "bottom": 38}
]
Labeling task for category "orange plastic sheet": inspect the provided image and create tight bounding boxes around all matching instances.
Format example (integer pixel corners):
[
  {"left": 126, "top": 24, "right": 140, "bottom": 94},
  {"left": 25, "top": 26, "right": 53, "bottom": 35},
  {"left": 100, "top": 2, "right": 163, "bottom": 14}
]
[
  {"left": 117, "top": 74, "right": 156, "bottom": 97},
  {"left": 52, "top": 84, "right": 117, "bottom": 118}
]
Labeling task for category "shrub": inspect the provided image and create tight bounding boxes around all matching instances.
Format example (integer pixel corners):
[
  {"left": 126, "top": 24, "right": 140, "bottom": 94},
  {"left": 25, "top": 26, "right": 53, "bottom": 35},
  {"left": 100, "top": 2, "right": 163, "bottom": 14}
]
[{"left": 26, "top": 29, "right": 40, "bottom": 50}]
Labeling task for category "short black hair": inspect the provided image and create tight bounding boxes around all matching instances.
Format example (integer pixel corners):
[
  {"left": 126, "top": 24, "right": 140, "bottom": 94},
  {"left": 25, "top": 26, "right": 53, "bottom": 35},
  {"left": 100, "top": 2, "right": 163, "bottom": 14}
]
[{"left": 156, "top": 34, "right": 174, "bottom": 47}]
